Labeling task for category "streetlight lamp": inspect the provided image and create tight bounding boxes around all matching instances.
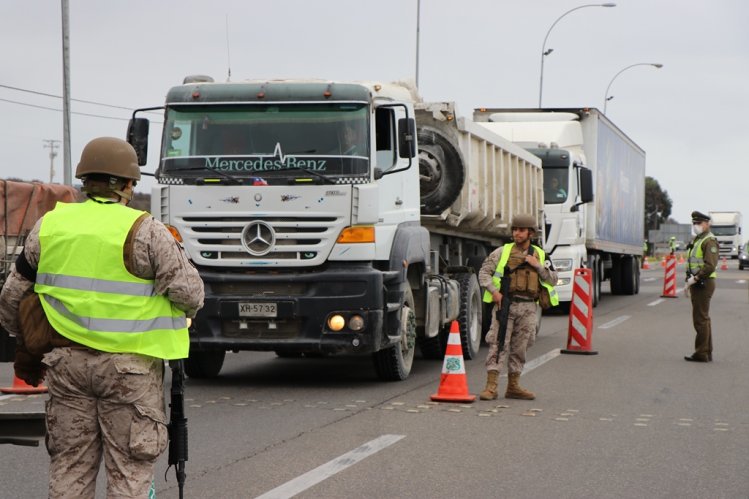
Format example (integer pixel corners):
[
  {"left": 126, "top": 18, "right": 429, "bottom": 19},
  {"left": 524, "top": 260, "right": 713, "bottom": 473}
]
[
  {"left": 538, "top": 3, "right": 616, "bottom": 108},
  {"left": 603, "top": 63, "right": 663, "bottom": 114}
]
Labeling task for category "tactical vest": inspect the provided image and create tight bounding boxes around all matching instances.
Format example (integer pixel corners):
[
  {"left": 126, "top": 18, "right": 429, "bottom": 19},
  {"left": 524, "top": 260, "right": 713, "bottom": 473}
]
[
  {"left": 35, "top": 200, "right": 189, "bottom": 359},
  {"left": 687, "top": 232, "right": 717, "bottom": 278},
  {"left": 482, "top": 243, "right": 559, "bottom": 306}
]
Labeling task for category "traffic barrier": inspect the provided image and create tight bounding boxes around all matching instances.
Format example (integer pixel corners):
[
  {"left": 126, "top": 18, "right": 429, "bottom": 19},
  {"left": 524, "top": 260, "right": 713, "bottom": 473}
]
[
  {"left": 430, "top": 320, "right": 476, "bottom": 403},
  {"left": 561, "top": 268, "right": 598, "bottom": 355},
  {"left": 0, "top": 374, "right": 47, "bottom": 395},
  {"left": 661, "top": 255, "right": 678, "bottom": 298},
  {"left": 720, "top": 257, "right": 728, "bottom": 271}
]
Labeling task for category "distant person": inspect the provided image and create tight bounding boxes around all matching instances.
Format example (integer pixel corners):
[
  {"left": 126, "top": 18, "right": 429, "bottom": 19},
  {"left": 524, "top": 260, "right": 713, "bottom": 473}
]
[
  {"left": 669, "top": 236, "right": 678, "bottom": 255},
  {"left": 545, "top": 177, "right": 567, "bottom": 201},
  {"left": 0, "top": 137, "right": 204, "bottom": 497},
  {"left": 684, "top": 210, "right": 718, "bottom": 362}
]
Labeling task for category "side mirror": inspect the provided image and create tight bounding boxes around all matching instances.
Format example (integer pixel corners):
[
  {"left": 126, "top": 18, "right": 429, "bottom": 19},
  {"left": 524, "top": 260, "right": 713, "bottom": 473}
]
[
  {"left": 398, "top": 118, "right": 416, "bottom": 159},
  {"left": 127, "top": 118, "right": 150, "bottom": 166},
  {"left": 579, "top": 166, "right": 594, "bottom": 203}
]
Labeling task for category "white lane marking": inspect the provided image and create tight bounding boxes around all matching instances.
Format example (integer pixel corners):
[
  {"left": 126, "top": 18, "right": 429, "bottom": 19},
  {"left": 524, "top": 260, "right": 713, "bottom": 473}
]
[
  {"left": 643, "top": 277, "right": 656, "bottom": 282},
  {"left": 255, "top": 434, "right": 405, "bottom": 499},
  {"left": 0, "top": 394, "right": 19, "bottom": 401},
  {"left": 524, "top": 348, "right": 561, "bottom": 373},
  {"left": 737, "top": 280, "right": 747, "bottom": 284},
  {"left": 648, "top": 299, "right": 665, "bottom": 307},
  {"left": 598, "top": 315, "right": 631, "bottom": 329}
]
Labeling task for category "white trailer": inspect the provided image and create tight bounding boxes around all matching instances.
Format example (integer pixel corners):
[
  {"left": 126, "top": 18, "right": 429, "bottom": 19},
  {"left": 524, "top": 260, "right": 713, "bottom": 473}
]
[
  {"left": 708, "top": 211, "right": 742, "bottom": 259},
  {"left": 127, "top": 79, "right": 541, "bottom": 381},
  {"left": 474, "top": 108, "right": 646, "bottom": 306}
]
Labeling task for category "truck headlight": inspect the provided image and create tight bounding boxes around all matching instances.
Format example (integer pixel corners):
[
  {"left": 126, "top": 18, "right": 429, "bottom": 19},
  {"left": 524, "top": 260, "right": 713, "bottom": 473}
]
[{"left": 553, "top": 259, "right": 574, "bottom": 272}]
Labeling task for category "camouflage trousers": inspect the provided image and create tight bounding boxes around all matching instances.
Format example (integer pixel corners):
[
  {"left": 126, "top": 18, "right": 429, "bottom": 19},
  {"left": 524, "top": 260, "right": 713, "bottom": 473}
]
[
  {"left": 42, "top": 347, "right": 168, "bottom": 499},
  {"left": 484, "top": 301, "right": 538, "bottom": 374}
]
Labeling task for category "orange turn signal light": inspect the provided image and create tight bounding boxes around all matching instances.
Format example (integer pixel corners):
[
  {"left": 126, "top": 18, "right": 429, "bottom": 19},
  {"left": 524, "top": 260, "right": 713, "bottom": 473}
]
[
  {"left": 166, "top": 225, "right": 183, "bottom": 243},
  {"left": 336, "top": 226, "right": 375, "bottom": 244}
]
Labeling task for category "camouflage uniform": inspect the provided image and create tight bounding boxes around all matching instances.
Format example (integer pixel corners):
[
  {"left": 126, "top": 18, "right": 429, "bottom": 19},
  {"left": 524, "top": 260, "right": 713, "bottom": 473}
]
[
  {"left": 0, "top": 210, "right": 204, "bottom": 498},
  {"left": 478, "top": 244, "right": 557, "bottom": 375}
]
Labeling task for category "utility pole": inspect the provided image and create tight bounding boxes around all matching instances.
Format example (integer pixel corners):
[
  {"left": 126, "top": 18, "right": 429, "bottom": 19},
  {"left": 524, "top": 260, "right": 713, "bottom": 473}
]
[
  {"left": 61, "top": 0, "right": 72, "bottom": 185},
  {"left": 42, "top": 139, "right": 61, "bottom": 183}
]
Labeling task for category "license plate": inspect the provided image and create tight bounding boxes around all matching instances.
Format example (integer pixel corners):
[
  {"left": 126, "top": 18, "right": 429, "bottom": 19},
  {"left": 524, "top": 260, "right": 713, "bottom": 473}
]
[{"left": 238, "top": 302, "right": 277, "bottom": 318}]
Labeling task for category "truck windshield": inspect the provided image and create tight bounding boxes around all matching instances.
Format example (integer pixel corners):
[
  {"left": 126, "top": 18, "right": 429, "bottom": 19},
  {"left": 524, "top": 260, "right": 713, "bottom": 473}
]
[
  {"left": 543, "top": 167, "right": 568, "bottom": 204},
  {"left": 711, "top": 226, "right": 737, "bottom": 236},
  {"left": 159, "top": 103, "right": 369, "bottom": 180}
]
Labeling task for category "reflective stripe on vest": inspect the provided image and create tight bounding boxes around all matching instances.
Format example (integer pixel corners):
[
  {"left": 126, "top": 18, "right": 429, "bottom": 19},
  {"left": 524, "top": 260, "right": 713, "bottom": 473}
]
[
  {"left": 687, "top": 233, "right": 717, "bottom": 278},
  {"left": 35, "top": 200, "right": 189, "bottom": 359},
  {"left": 482, "top": 243, "right": 559, "bottom": 306}
]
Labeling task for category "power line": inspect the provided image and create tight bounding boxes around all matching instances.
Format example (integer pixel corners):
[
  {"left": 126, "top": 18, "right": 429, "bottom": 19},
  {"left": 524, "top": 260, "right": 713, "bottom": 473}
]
[
  {"left": 0, "top": 97, "right": 130, "bottom": 121},
  {"left": 1, "top": 83, "right": 138, "bottom": 111}
]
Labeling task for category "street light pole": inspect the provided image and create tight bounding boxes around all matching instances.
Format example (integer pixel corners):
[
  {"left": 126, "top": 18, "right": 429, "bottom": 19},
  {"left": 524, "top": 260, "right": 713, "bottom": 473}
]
[
  {"left": 603, "top": 63, "right": 663, "bottom": 114},
  {"left": 538, "top": 3, "right": 616, "bottom": 108}
]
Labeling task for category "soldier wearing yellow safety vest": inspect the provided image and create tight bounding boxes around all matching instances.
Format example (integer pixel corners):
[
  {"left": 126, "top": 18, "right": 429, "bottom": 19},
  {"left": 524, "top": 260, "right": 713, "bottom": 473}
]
[
  {"left": 0, "top": 137, "right": 204, "bottom": 498},
  {"left": 477, "top": 214, "right": 558, "bottom": 400},
  {"left": 684, "top": 210, "right": 718, "bottom": 362}
]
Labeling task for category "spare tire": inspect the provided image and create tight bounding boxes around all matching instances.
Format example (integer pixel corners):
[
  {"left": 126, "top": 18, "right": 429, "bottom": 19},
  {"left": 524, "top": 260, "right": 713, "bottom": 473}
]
[{"left": 418, "top": 127, "right": 465, "bottom": 214}]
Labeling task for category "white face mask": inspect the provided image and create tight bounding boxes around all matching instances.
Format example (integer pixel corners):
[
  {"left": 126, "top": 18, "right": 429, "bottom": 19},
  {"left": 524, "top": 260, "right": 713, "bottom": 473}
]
[{"left": 693, "top": 223, "right": 704, "bottom": 235}]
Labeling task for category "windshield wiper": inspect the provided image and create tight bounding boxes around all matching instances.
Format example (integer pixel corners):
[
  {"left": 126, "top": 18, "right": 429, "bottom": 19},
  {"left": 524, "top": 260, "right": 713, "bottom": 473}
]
[
  {"left": 164, "top": 166, "right": 242, "bottom": 185},
  {"left": 283, "top": 166, "right": 337, "bottom": 185}
]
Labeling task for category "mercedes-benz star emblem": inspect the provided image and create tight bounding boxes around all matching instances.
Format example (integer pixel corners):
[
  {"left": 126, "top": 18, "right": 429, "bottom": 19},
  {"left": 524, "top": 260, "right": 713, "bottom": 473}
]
[{"left": 241, "top": 221, "right": 275, "bottom": 256}]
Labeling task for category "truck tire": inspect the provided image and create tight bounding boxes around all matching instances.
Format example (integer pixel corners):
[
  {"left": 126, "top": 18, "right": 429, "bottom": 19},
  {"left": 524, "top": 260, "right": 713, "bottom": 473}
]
[
  {"left": 456, "top": 272, "right": 482, "bottom": 360},
  {"left": 610, "top": 257, "right": 623, "bottom": 295},
  {"left": 587, "top": 255, "right": 601, "bottom": 307},
  {"left": 373, "top": 285, "right": 416, "bottom": 381},
  {"left": 185, "top": 350, "right": 226, "bottom": 379},
  {"left": 417, "top": 128, "right": 465, "bottom": 214},
  {"left": 620, "top": 256, "right": 637, "bottom": 295}
]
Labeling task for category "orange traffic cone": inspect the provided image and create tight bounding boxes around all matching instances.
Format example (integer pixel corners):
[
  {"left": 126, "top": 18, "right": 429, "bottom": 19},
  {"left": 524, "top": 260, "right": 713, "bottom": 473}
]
[
  {"left": 678, "top": 254, "right": 685, "bottom": 264},
  {"left": 720, "top": 257, "right": 728, "bottom": 271},
  {"left": 0, "top": 373, "right": 47, "bottom": 394},
  {"left": 643, "top": 257, "right": 651, "bottom": 270},
  {"left": 430, "top": 320, "right": 476, "bottom": 403}
]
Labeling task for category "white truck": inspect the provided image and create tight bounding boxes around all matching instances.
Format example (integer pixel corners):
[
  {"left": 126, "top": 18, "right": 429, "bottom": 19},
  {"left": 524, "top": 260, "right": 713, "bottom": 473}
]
[
  {"left": 127, "top": 78, "right": 542, "bottom": 381},
  {"left": 474, "top": 108, "right": 646, "bottom": 306},
  {"left": 708, "top": 211, "right": 742, "bottom": 259}
]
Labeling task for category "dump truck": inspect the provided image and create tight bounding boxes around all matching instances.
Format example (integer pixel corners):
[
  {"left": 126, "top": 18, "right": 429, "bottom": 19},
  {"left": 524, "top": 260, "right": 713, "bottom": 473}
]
[
  {"left": 127, "top": 78, "right": 542, "bottom": 381},
  {"left": 475, "top": 108, "right": 646, "bottom": 306}
]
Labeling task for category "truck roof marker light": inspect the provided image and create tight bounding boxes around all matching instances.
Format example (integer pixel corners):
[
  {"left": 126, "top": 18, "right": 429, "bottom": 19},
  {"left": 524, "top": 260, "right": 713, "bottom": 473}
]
[
  {"left": 257, "top": 91, "right": 265, "bottom": 99},
  {"left": 323, "top": 90, "right": 332, "bottom": 98},
  {"left": 165, "top": 225, "right": 183, "bottom": 243},
  {"left": 374, "top": 84, "right": 382, "bottom": 92},
  {"left": 337, "top": 226, "right": 375, "bottom": 244},
  {"left": 191, "top": 90, "right": 200, "bottom": 99}
]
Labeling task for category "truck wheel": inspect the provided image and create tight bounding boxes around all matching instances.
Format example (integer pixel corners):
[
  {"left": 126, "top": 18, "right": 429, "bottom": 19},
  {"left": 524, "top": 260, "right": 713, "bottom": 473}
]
[
  {"left": 417, "top": 128, "right": 465, "bottom": 214},
  {"left": 418, "top": 334, "right": 444, "bottom": 360},
  {"left": 622, "top": 256, "right": 637, "bottom": 295},
  {"left": 373, "top": 285, "right": 416, "bottom": 381},
  {"left": 185, "top": 350, "right": 226, "bottom": 378},
  {"left": 588, "top": 255, "right": 601, "bottom": 307},
  {"left": 456, "top": 273, "right": 482, "bottom": 359},
  {"left": 610, "top": 257, "right": 623, "bottom": 295}
]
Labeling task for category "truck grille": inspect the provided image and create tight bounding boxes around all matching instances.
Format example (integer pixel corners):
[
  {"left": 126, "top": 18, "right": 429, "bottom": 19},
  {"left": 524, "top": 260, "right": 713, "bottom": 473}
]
[{"left": 179, "top": 215, "right": 342, "bottom": 266}]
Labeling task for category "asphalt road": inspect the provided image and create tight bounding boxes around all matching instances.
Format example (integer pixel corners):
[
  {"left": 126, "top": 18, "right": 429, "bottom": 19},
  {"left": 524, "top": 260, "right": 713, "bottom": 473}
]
[{"left": 2, "top": 261, "right": 748, "bottom": 498}]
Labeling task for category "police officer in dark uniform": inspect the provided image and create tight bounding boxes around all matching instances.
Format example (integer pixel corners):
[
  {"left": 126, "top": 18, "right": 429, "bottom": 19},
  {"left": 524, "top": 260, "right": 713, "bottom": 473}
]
[{"left": 684, "top": 210, "right": 718, "bottom": 362}]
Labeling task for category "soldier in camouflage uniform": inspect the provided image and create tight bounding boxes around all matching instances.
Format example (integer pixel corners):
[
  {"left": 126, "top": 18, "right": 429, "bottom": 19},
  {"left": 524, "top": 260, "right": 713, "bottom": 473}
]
[
  {"left": 0, "top": 137, "right": 204, "bottom": 498},
  {"left": 478, "top": 214, "right": 558, "bottom": 400}
]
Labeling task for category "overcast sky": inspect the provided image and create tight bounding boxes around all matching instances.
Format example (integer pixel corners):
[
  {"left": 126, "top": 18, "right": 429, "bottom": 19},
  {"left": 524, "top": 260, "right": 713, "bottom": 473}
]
[{"left": 2, "top": 0, "right": 748, "bottom": 228}]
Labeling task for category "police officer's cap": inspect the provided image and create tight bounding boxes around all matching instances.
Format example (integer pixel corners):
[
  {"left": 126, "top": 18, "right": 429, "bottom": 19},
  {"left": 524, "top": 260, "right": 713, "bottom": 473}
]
[
  {"left": 511, "top": 214, "right": 537, "bottom": 231},
  {"left": 691, "top": 211, "right": 711, "bottom": 223}
]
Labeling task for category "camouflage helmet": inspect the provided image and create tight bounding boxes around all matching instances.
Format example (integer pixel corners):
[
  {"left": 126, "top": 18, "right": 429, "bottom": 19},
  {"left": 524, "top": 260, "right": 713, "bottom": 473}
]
[
  {"left": 75, "top": 137, "right": 141, "bottom": 181},
  {"left": 511, "top": 214, "right": 538, "bottom": 231}
]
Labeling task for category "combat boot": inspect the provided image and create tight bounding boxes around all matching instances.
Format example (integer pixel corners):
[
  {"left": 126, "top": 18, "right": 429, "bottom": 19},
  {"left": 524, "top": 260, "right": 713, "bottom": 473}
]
[
  {"left": 479, "top": 370, "right": 499, "bottom": 400},
  {"left": 505, "top": 373, "right": 535, "bottom": 400}
]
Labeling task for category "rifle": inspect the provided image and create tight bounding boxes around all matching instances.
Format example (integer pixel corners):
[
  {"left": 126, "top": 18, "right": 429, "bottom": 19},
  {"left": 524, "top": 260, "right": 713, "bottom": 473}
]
[
  {"left": 494, "top": 246, "right": 533, "bottom": 364},
  {"left": 167, "top": 359, "right": 187, "bottom": 499}
]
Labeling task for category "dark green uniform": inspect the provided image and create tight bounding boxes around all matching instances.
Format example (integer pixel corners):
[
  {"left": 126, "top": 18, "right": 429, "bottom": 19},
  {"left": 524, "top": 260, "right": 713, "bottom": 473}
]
[{"left": 685, "top": 211, "right": 719, "bottom": 362}]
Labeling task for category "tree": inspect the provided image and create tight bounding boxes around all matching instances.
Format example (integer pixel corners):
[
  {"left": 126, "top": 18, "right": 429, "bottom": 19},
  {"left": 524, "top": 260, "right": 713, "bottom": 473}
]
[{"left": 644, "top": 176, "right": 672, "bottom": 237}]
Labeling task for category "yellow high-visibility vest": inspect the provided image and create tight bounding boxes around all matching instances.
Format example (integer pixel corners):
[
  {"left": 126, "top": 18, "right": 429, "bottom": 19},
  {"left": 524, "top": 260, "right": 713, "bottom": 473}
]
[{"left": 35, "top": 200, "right": 188, "bottom": 359}]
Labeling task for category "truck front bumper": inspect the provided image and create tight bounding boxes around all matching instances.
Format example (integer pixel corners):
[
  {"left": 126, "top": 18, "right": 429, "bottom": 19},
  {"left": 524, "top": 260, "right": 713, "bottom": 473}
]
[{"left": 191, "top": 264, "right": 390, "bottom": 355}]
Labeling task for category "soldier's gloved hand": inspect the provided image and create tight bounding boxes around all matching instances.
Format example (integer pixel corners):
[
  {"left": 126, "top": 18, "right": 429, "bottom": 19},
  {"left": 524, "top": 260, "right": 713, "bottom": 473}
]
[{"left": 685, "top": 276, "right": 698, "bottom": 287}]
